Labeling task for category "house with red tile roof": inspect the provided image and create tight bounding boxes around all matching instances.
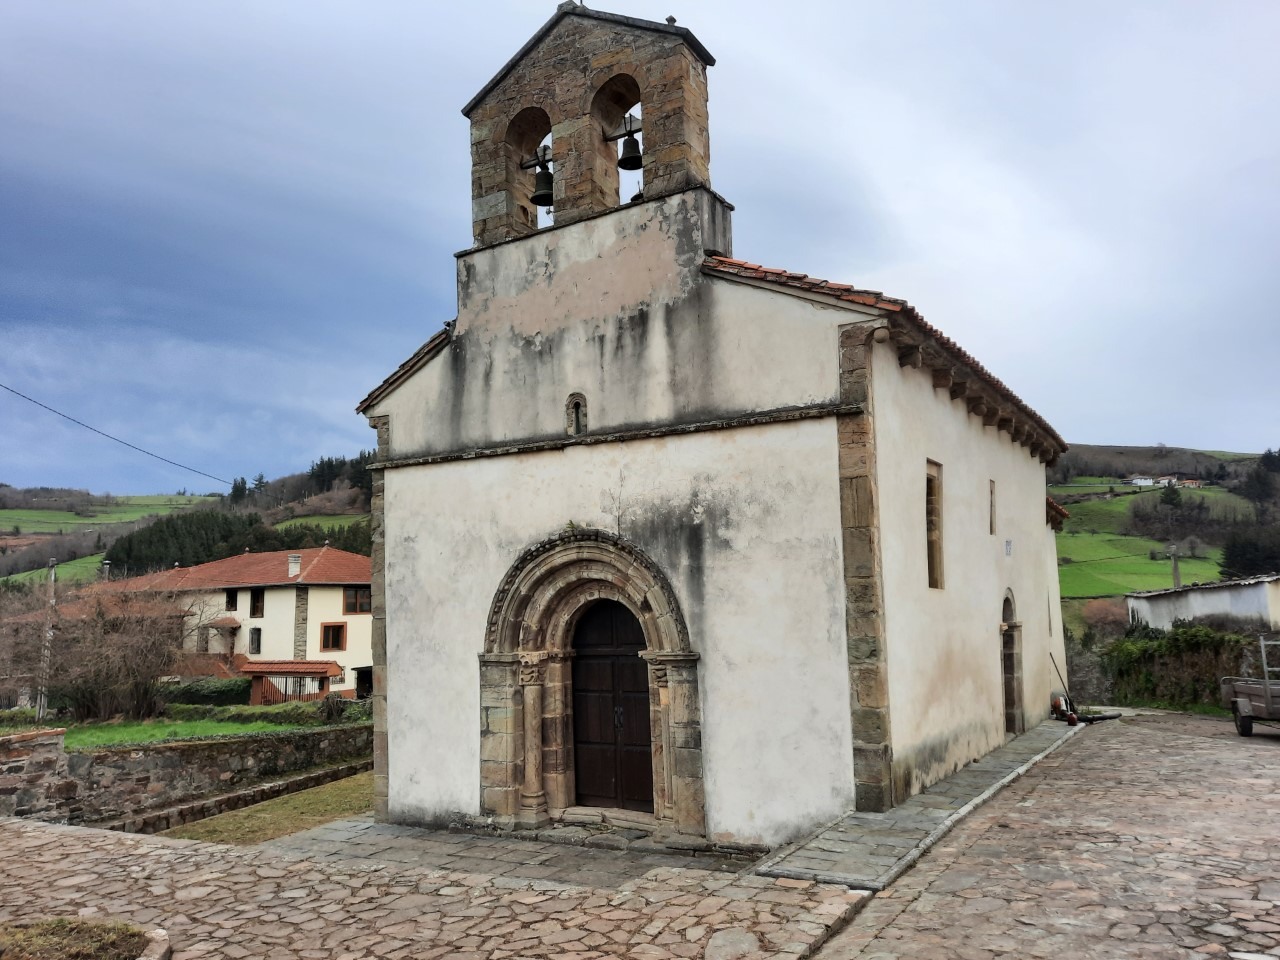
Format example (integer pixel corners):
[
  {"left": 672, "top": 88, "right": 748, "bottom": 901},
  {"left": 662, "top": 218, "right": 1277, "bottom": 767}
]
[
  {"left": 99, "top": 546, "right": 373, "bottom": 700},
  {"left": 354, "top": 6, "right": 1069, "bottom": 846}
]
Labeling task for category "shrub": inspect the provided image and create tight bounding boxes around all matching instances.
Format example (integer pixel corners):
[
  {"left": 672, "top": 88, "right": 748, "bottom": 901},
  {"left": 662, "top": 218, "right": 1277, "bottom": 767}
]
[
  {"left": 1102, "top": 621, "right": 1255, "bottom": 707},
  {"left": 164, "top": 678, "right": 252, "bottom": 706}
]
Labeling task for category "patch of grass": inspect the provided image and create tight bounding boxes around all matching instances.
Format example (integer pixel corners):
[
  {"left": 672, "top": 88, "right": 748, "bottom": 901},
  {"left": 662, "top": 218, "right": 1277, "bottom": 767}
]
[
  {"left": 0, "top": 918, "right": 149, "bottom": 960},
  {"left": 1060, "top": 598, "right": 1089, "bottom": 637},
  {"left": 274, "top": 514, "right": 369, "bottom": 530},
  {"left": 1057, "top": 531, "right": 1221, "bottom": 597},
  {"left": 161, "top": 770, "right": 374, "bottom": 844},
  {"left": 3, "top": 553, "right": 105, "bottom": 585},
  {"left": 63, "top": 719, "right": 303, "bottom": 750},
  {"left": 0, "top": 496, "right": 215, "bottom": 534}
]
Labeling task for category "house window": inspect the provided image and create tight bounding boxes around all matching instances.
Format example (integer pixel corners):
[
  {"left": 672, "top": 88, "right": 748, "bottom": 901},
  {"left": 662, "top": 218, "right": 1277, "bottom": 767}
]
[
  {"left": 225, "top": 589, "right": 238, "bottom": 611},
  {"left": 197, "top": 627, "right": 210, "bottom": 654},
  {"left": 343, "top": 587, "right": 372, "bottom": 615},
  {"left": 321, "top": 623, "right": 347, "bottom": 651},
  {"left": 989, "top": 479, "right": 996, "bottom": 536},
  {"left": 926, "top": 461, "right": 944, "bottom": 589},
  {"left": 250, "top": 588, "right": 265, "bottom": 618},
  {"left": 249, "top": 627, "right": 262, "bottom": 655}
]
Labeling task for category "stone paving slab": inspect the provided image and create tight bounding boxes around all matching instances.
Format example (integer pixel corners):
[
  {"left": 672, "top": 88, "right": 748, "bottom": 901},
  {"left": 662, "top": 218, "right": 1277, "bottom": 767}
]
[
  {"left": 757, "top": 720, "right": 1081, "bottom": 891},
  {"left": 0, "top": 817, "right": 869, "bottom": 959},
  {"left": 814, "top": 712, "right": 1280, "bottom": 958},
  {"left": 261, "top": 816, "right": 744, "bottom": 887}
]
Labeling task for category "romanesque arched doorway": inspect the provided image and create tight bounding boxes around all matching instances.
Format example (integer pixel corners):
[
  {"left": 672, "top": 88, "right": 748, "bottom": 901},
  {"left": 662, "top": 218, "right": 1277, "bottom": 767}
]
[{"left": 478, "top": 530, "right": 705, "bottom": 835}]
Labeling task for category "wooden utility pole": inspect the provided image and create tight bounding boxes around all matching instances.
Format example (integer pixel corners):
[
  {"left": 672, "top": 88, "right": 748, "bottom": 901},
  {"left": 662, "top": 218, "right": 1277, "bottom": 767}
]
[{"left": 35, "top": 559, "right": 56, "bottom": 721}]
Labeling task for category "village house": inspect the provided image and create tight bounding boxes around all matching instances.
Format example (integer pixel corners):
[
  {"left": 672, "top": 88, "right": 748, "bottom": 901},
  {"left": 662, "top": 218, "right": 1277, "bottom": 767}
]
[
  {"left": 99, "top": 546, "right": 374, "bottom": 701},
  {"left": 1128, "top": 574, "right": 1280, "bottom": 631},
  {"left": 357, "top": 4, "right": 1070, "bottom": 846}
]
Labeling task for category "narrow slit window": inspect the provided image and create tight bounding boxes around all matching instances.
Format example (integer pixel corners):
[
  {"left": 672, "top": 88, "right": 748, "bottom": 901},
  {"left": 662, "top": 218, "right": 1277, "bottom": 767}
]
[
  {"left": 565, "top": 393, "right": 587, "bottom": 436},
  {"left": 249, "top": 627, "right": 262, "bottom": 655},
  {"left": 926, "top": 461, "right": 944, "bottom": 589},
  {"left": 989, "top": 479, "right": 996, "bottom": 535}
]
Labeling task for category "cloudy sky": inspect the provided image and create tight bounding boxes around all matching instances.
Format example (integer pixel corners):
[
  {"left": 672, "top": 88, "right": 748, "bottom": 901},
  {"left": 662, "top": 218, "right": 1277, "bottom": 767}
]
[{"left": 1, "top": 1, "right": 1277, "bottom": 494}]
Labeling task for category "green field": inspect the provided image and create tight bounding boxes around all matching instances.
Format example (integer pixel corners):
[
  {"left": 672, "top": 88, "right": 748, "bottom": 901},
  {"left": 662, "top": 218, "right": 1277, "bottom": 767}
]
[
  {"left": 0, "top": 495, "right": 216, "bottom": 534},
  {"left": 62, "top": 719, "right": 303, "bottom": 749},
  {"left": 1057, "top": 531, "right": 1221, "bottom": 598},
  {"left": 1051, "top": 486, "right": 1253, "bottom": 536},
  {"left": 274, "top": 514, "right": 368, "bottom": 531},
  {"left": 3, "top": 553, "right": 106, "bottom": 585}
]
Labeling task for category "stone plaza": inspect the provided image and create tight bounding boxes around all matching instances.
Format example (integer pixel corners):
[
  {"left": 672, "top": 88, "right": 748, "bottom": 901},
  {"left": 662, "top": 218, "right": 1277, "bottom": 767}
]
[{"left": 3, "top": 712, "right": 1280, "bottom": 958}]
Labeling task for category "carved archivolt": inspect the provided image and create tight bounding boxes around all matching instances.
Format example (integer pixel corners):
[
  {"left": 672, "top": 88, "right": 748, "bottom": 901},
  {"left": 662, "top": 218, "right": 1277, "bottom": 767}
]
[{"left": 478, "top": 529, "right": 704, "bottom": 834}]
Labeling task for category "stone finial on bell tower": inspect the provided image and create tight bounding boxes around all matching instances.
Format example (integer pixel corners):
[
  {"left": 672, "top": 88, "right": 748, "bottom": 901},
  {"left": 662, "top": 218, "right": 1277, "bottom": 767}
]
[{"left": 462, "top": 4, "right": 715, "bottom": 248}]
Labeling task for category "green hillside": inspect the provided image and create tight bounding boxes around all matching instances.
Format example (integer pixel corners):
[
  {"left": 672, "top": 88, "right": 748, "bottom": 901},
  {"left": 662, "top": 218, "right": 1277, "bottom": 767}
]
[
  {"left": 0, "top": 495, "right": 216, "bottom": 535},
  {"left": 1056, "top": 533, "right": 1220, "bottom": 598},
  {"left": 4, "top": 553, "right": 106, "bottom": 585}
]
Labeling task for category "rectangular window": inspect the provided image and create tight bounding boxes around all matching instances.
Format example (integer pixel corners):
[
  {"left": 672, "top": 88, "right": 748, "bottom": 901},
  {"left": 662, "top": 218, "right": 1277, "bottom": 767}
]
[
  {"left": 225, "top": 589, "right": 238, "bottom": 611},
  {"left": 321, "top": 623, "right": 347, "bottom": 651},
  {"left": 250, "top": 588, "right": 265, "bottom": 619},
  {"left": 197, "top": 627, "right": 210, "bottom": 654},
  {"left": 989, "top": 479, "right": 996, "bottom": 536},
  {"left": 343, "top": 587, "right": 372, "bottom": 615},
  {"left": 926, "top": 461, "right": 944, "bottom": 589},
  {"left": 249, "top": 627, "right": 262, "bottom": 655}
]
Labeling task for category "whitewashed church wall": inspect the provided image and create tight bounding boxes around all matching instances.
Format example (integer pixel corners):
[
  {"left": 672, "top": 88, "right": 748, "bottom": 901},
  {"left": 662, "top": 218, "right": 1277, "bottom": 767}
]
[
  {"left": 869, "top": 339, "right": 1066, "bottom": 798},
  {"left": 380, "top": 418, "right": 853, "bottom": 846},
  {"left": 365, "top": 193, "right": 841, "bottom": 461}
]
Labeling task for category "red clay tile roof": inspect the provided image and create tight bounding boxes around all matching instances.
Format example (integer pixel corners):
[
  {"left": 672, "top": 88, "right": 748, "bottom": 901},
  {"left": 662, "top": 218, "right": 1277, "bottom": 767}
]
[
  {"left": 3, "top": 595, "right": 189, "bottom": 626},
  {"left": 1046, "top": 496, "right": 1070, "bottom": 531},
  {"left": 356, "top": 327, "right": 451, "bottom": 414},
  {"left": 174, "top": 654, "right": 240, "bottom": 679},
  {"left": 237, "top": 660, "right": 342, "bottom": 678},
  {"left": 100, "top": 546, "right": 370, "bottom": 594},
  {"left": 205, "top": 616, "right": 241, "bottom": 629},
  {"left": 702, "top": 256, "right": 1067, "bottom": 454}
]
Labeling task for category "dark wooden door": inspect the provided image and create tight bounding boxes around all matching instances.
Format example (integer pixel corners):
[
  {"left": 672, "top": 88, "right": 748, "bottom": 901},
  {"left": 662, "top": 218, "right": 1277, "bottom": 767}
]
[{"left": 572, "top": 600, "right": 654, "bottom": 812}]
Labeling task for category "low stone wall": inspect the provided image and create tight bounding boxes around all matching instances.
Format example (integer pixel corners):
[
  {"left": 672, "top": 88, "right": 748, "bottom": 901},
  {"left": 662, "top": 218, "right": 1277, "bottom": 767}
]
[
  {"left": 101, "top": 758, "right": 373, "bottom": 835},
  {"left": 0, "top": 728, "right": 76, "bottom": 820},
  {"left": 0, "top": 724, "right": 372, "bottom": 825}
]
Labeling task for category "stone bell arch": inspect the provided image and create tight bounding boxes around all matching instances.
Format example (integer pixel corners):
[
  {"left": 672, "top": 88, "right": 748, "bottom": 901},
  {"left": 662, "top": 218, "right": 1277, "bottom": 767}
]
[{"left": 478, "top": 529, "right": 705, "bottom": 834}]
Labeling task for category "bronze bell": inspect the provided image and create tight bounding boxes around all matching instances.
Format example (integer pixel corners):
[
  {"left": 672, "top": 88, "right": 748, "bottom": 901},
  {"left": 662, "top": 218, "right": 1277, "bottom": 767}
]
[
  {"left": 617, "top": 133, "right": 643, "bottom": 171},
  {"left": 530, "top": 166, "right": 554, "bottom": 208}
]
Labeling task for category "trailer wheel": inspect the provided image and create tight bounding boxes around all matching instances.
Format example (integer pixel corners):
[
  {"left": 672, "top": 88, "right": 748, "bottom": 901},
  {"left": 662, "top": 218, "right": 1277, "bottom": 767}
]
[{"left": 1234, "top": 708, "right": 1254, "bottom": 738}]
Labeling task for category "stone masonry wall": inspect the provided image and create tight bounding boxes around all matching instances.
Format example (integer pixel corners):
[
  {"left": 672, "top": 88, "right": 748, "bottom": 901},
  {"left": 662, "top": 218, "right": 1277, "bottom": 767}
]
[
  {"left": 0, "top": 729, "right": 77, "bottom": 820},
  {"left": 0, "top": 724, "right": 372, "bottom": 825}
]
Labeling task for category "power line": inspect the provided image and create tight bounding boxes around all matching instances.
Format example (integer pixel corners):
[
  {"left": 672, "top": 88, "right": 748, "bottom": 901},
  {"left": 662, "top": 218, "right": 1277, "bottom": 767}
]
[{"left": 0, "top": 380, "right": 232, "bottom": 489}]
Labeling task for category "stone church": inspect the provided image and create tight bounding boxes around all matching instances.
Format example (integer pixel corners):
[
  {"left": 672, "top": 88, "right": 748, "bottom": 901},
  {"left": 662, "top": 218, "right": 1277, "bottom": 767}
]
[{"left": 358, "top": 3, "right": 1069, "bottom": 847}]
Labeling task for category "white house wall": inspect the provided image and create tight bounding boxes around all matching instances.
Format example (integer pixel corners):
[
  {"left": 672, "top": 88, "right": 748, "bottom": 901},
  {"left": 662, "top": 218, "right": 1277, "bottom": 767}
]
[
  {"left": 870, "top": 339, "right": 1066, "bottom": 797},
  {"left": 1128, "top": 582, "right": 1277, "bottom": 630},
  {"left": 304, "top": 586, "right": 372, "bottom": 690},
  {"left": 381, "top": 418, "right": 853, "bottom": 847}
]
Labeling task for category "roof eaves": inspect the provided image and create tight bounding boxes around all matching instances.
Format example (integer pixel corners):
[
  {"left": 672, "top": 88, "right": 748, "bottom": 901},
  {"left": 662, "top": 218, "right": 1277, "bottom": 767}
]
[
  {"left": 462, "top": 7, "right": 714, "bottom": 118},
  {"left": 356, "top": 327, "right": 452, "bottom": 415},
  {"left": 701, "top": 256, "right": 1068, "bottom": 457}
]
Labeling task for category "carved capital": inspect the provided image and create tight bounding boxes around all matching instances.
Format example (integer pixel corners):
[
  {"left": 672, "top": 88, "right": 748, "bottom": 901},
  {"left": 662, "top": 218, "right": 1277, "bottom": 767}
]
[{"left": 518, "top": 650, "right": 549, "bottom": 685}]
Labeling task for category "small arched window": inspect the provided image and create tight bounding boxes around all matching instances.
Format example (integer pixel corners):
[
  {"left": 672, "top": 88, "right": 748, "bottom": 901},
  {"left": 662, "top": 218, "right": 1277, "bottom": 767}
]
[{"left": 566, "top": 393, "right": 588, "bottom": 436}]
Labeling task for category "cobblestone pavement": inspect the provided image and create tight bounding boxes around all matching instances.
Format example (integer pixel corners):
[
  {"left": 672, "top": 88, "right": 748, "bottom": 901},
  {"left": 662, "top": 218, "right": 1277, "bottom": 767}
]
[
  {"left": 816, "top": 713, "right": 1280, "bottom": 959},
  {"left": 0, "top": 818, "right": 867, "bottom": 959},
  {"left": 758, "top": 721, "right": 1078, "bottom": 890},
  {"left": 261, "top": 816, "right": 743, "bottom": 888}
]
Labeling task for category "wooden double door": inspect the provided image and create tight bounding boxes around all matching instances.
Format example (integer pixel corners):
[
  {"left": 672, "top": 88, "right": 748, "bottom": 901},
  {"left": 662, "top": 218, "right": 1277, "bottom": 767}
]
[{"left": 571, "top": 600, "right": 654, "bottom": 812}]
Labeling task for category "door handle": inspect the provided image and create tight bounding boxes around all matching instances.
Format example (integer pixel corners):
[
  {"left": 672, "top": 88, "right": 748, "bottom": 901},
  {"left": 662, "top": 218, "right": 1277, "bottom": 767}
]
[{"left": 614, "top": 705, "right": 624, "bottom": 730}]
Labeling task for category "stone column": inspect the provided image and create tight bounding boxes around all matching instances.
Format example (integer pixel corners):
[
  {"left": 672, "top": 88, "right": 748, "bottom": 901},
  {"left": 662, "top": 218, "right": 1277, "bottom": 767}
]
[
  {"left": 642, "top": 650, "right": 704, "bottom": 835},
  {"left": 517, "top": 651, "right": 549, "bottom": 828}
]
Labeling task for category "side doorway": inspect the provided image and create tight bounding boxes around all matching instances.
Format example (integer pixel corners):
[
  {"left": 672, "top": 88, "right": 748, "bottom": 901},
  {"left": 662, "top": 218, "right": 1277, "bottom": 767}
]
[{"left": 1001, "top": 593, "right": 1024, "bottom": 736}]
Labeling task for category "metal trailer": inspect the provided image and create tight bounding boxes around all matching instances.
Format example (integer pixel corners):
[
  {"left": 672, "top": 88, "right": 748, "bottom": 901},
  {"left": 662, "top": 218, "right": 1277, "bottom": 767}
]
[{"left": 1221, "top": 636, "right": 1280, "bottom": 737}]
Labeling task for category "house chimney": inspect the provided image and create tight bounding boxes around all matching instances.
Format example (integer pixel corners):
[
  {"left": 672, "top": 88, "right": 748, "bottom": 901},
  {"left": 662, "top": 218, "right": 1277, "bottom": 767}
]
[{"left": 288, "top": 554, "right": 302, "bottom": 578}]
